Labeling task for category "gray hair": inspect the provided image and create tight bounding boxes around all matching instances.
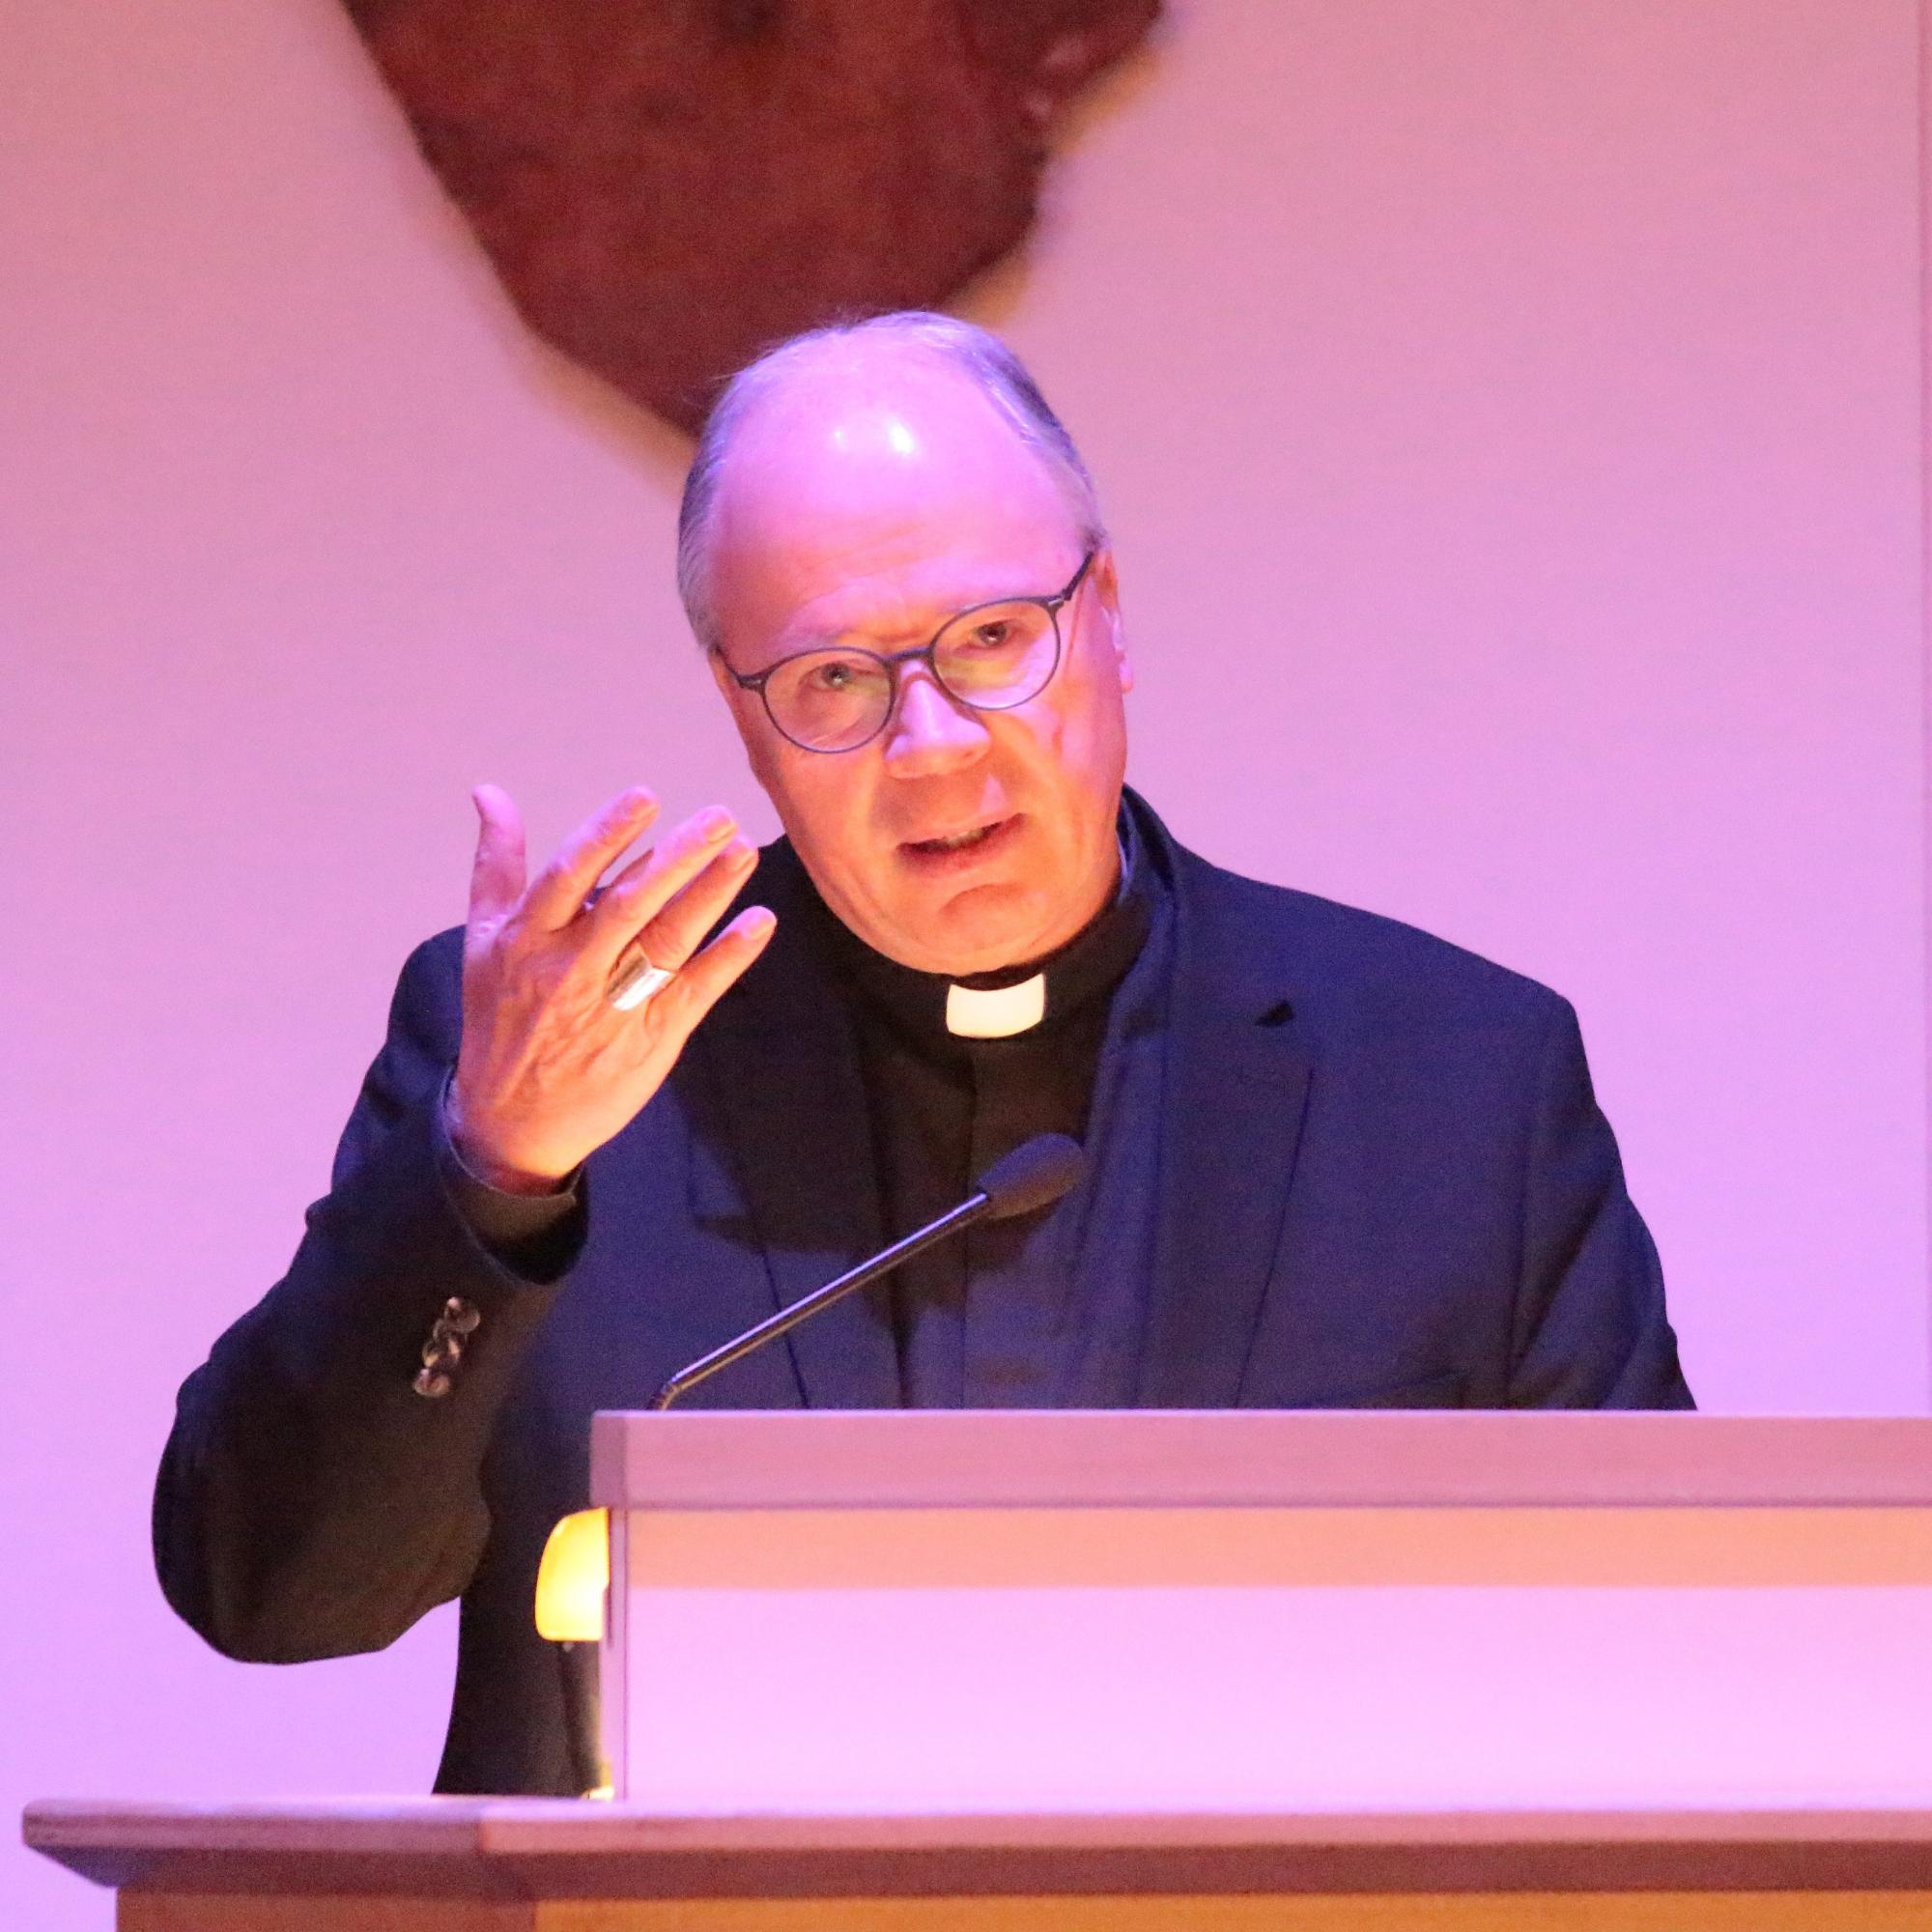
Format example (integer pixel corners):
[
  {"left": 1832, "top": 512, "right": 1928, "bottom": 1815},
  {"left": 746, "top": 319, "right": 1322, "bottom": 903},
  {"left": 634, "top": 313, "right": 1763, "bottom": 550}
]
[{"left": 675, "top": 311, "right": 1106, "bottom": 651}]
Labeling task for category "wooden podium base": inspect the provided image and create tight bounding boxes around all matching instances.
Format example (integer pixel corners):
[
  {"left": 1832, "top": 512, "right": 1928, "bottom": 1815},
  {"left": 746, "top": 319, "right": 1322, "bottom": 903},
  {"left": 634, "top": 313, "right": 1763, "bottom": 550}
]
[
  {"left": 112, "top": 1892, "right": 1932, "bottom": 1932},
  {"left": 25, "top": 1800, "right": 1932, "bottom": 1932}
]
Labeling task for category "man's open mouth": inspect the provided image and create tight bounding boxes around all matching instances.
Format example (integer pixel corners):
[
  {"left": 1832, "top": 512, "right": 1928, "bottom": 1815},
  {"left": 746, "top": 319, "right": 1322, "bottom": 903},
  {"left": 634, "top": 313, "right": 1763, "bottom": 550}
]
[{"left": 899, "top": 815, "right": 1019, "bottom": 862}]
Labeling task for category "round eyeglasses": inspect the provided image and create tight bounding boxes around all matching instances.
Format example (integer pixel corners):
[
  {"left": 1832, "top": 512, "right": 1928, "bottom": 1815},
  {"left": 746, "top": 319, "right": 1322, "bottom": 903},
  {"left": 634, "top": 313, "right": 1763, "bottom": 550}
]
[{"left": 716, "top": 550, "right": 1095, "bottom": 754}]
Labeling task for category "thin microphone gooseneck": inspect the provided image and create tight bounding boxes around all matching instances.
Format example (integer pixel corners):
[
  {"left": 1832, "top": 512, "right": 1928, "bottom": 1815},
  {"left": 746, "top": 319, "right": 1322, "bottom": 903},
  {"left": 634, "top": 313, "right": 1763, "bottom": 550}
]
[{"left": 648, "top": 1132, "right": 1086, "bottom": 1410}]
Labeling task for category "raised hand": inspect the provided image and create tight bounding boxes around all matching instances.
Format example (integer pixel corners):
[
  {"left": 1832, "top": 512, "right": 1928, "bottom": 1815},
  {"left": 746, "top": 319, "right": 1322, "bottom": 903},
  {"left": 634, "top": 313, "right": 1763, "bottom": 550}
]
[{"left": 445, "top": 783, "right": 776, "bottom": 1192}]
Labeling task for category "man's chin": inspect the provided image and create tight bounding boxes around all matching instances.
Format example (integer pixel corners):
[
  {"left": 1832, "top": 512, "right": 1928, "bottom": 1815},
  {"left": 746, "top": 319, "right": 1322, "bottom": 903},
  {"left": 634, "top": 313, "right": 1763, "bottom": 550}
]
[{"left": 884, "top": 880, "right": 1061, "bottom": 979}]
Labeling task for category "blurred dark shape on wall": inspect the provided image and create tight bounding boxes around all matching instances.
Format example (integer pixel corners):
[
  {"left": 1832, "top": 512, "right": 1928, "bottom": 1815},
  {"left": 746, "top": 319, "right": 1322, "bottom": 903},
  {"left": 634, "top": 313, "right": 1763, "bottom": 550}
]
[{"left": 343, "top": 0, "right": 1161, "bottom": 433}]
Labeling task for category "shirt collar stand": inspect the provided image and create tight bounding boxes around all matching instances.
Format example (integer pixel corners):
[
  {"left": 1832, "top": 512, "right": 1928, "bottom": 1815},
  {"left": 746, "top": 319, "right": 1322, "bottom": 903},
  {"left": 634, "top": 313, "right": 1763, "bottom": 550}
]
[{"left": 822, "top": 810, "right": 1152, "bottom": 1047}]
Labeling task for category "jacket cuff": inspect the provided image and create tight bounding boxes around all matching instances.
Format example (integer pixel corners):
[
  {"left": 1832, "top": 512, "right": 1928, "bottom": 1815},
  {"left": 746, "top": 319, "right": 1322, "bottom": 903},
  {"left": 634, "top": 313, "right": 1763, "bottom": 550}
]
[{"left": 433, "top": 1075, "right": 586, "bottom": 1283}]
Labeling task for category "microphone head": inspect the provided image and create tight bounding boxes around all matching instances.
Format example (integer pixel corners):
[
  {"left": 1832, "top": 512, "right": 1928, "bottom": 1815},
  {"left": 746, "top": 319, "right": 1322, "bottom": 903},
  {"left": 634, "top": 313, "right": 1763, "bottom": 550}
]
[{"left": 975, "top": 1133, "right": 1086, "bottom": 1220}]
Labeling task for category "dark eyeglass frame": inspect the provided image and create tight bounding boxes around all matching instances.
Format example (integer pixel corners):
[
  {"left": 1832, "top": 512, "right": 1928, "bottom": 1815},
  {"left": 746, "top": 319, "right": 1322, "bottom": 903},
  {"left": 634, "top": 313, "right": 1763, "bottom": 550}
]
[{"left": 715, "top": 548, "right": 1097, "bottom": 754}]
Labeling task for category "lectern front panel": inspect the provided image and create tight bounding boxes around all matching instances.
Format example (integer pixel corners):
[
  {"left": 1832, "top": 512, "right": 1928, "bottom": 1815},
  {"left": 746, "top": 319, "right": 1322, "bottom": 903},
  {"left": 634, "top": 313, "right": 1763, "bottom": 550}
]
[{"left": 592, "top": 1412, "right": 1932, "bottom": 1814}]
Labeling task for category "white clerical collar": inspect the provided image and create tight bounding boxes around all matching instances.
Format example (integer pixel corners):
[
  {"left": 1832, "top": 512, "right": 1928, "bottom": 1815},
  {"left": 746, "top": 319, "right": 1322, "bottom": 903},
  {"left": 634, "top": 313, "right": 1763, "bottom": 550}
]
[{"left": 945, "top": 975, "right": 1047, "bottom": 1039}]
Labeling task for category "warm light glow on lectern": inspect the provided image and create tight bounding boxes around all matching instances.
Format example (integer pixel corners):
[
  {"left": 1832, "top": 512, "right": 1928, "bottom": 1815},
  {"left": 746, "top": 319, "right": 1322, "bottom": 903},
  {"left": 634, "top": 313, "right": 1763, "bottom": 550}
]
[{"left": 534, "top": 1507, "right": 608, "bottom": 1642}]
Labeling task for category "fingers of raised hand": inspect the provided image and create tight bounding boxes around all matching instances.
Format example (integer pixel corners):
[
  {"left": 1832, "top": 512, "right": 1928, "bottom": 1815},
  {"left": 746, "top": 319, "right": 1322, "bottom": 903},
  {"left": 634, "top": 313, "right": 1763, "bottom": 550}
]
[
  {"left": 587, "top": 808, "right": 746, "bottom": 966},
  {"left": 640, "top": 905, "right": 778, "bottom": 1039},
  {"left": 636, "top": 838, "right": 761, "bottom": 971},
  {"left": 522, "top": 786, "right": 660, "bottom": 930}
]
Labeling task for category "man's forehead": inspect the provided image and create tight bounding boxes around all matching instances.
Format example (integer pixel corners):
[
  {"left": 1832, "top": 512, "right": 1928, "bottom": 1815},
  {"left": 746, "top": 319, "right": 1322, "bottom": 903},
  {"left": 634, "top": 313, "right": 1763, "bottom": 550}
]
[
  {"left": 705, "top": 358, "right": 1078, "bottom": 641},
  {"left": 718, "top": 358, "right": 1052, "bottom": 513}
]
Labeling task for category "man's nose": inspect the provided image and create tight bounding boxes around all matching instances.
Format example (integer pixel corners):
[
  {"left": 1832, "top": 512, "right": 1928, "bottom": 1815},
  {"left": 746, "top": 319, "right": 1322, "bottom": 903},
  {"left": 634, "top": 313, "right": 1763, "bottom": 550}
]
[{"left": 881, "top": 668, "right": 990, "bottom": 778}]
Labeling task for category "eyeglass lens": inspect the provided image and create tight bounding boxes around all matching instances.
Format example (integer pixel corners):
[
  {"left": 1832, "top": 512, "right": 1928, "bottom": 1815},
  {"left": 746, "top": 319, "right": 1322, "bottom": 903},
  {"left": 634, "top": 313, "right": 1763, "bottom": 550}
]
[{"left": 763, "top": 599, "right": 1061, "bottom": 752}]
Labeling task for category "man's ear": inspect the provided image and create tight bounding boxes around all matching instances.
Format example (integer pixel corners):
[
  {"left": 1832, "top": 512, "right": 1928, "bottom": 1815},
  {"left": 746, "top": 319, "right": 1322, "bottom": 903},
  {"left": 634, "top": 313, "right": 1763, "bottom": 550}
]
[
  {"left": 1092, "top": 550, "right": 1132, "bottom": 695},
  {"left": 707, "top": 646, "right": 785, "bottom": 797},
  {"left": 706, "top": 645, "right": 755, "bottom": 761}
]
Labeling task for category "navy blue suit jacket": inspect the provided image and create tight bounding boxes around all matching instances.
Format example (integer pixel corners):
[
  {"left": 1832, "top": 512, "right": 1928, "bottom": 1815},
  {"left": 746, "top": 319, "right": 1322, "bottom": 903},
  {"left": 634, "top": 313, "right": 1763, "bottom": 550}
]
[{"left": 155, "top": 799, "right": 1690, "bottom": 1795}]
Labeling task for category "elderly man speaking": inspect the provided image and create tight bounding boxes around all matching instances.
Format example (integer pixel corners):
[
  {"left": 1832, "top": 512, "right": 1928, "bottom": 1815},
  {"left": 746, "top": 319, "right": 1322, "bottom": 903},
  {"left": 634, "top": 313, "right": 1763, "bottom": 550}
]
[{"left": 156, "top": 313, "right": 1691, "bottom": 1797}]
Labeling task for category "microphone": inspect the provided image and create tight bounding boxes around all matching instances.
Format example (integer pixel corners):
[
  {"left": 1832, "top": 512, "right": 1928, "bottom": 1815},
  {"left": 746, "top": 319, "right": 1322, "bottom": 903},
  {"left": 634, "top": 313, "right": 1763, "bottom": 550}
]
[{"left": 649, "top": 1132, "right": 1086, "bottom": 1410}]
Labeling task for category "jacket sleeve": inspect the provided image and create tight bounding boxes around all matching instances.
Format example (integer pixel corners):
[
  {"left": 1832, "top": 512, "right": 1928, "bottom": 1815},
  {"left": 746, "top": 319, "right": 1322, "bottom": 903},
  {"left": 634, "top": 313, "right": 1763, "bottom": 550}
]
[
  {"left": 153, "top": 932, "right": 585, "bottom": 1662},
  {"left": 1506, "top": 997, "right": 1694, "bottom": 1409}
]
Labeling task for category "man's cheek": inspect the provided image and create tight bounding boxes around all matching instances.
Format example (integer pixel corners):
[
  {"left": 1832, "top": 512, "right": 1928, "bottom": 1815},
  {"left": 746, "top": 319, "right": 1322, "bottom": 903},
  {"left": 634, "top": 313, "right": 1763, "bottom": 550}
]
[{"left": 741, "top": 727, "right": 787, "bottom": 803}]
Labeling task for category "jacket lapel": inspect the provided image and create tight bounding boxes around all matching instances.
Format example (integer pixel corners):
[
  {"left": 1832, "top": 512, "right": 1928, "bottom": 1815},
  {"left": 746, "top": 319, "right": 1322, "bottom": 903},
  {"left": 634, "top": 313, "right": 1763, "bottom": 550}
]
[
  {"left": 685, "top": 844, "right": 900, "bottom": 1409},
  {"left": 686, "top": 813, "right": 1312, "bottom": 1413},
  {"left": 1134, "top": 831, "right": 1315, "bottom": 1408}
]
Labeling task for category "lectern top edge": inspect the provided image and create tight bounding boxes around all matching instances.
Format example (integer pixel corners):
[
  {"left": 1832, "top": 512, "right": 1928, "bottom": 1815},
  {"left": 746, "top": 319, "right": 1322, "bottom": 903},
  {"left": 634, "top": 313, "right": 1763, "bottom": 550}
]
[{"left": 588, "top": 1408, "right": 1932, "bottom": 1511}]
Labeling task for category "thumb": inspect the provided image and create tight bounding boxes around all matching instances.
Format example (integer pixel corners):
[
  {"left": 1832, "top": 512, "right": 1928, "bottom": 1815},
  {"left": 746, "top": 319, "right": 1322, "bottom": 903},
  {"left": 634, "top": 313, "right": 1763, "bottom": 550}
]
[{"left": 469, "top": 783, "right": 527, "bottom": 924}]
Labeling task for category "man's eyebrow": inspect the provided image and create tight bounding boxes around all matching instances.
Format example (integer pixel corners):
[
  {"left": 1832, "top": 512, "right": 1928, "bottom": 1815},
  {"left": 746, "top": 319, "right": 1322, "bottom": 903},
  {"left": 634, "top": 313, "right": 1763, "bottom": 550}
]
[
  {"left": 774, "top": 571, "right": 1046, "bottom": 654},
  {"left": 778, "top": 617, "right": 882, "bottom": 654},
  {"left": 779, "top": 608, "right": 929, "bottom": 653}
]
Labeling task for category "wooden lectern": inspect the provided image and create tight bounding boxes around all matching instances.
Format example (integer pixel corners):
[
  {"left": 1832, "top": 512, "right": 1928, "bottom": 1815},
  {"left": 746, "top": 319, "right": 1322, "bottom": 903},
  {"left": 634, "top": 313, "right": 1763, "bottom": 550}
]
[{"left": 27, "top": 1412, "right": 1932, "bottom": 1927}]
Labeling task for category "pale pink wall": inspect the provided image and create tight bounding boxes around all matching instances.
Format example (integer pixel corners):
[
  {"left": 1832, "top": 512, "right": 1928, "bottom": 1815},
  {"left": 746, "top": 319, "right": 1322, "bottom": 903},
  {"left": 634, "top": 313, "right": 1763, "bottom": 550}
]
[
  {"left": 998, "top": 0, "right": 1929, "bottom": 1421},
  {"left": 4, "top": 0, "right": 1925, "bottom": 1925}
]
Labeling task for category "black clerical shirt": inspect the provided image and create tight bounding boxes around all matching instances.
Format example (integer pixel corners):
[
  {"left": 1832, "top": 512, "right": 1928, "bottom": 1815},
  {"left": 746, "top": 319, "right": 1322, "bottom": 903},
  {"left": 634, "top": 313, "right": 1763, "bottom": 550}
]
[{"left": 813, "top": 815, "right": 1167, "bottom": 1406}]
